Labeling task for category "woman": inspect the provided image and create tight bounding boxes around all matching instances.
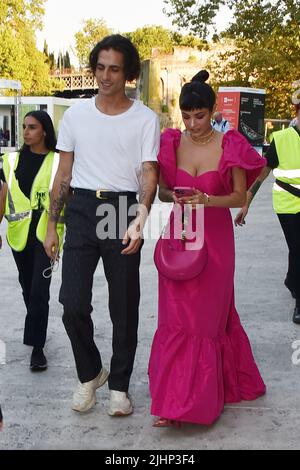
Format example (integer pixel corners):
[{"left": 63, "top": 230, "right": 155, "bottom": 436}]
[
  {"left": 148, "top": 71, "right": 266, "bottom": 427},
  {"left": 235, "top": 102, "right": 300, "bottom": 323},
  {"left": 0, "top": 111, "right": 64, "bottom": 371}
]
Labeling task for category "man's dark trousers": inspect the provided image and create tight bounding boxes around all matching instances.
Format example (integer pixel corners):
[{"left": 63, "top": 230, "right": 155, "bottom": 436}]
[{"left": 60, "top": 191, "right": 141, "bottom": 392}]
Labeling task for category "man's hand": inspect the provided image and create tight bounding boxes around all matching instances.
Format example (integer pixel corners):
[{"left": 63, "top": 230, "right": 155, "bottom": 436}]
[
  {"left": 121, "top": 218, "right": 143, "bottom": 255},
  {"left": 234, "top": 206, "right": 248, "bottom": 226},
  {"left": 44, "top": 229, "right": 59, "bottom": 259}
]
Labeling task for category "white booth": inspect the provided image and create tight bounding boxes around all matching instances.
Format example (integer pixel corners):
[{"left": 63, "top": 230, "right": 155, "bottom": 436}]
[{"left": 0, "top": 78, "right": 22, "bottom": 153}]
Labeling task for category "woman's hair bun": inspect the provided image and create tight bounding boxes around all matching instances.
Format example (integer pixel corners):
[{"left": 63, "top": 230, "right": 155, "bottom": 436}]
[{"left": 191, "top": 70, "right": 209, "bottom": 84}]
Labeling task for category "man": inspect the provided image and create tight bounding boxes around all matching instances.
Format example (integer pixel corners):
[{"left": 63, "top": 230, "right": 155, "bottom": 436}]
[
  {"left": 44, "top": 35, "right": 160, "bottom": 416},
  {"left": 289, "top": 104, "right": 299, "bottom": 128},
  {"left": 212, "top": 111, "right": 230, "bottom": 133},
  {"left": 235, "top": 102, "right": 300, "bottom": 324}
]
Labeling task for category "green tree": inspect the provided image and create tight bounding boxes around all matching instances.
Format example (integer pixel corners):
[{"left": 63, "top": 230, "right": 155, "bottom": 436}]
[
  {"left": 210, "top": 1, "right": 300, "bottom": 118},
  {"left": 48, "top": 52, "right": 55, "bottom": 71},
  {"left": 57, "top": 52, "right": 62, "bottom": 71},
  {"left": 126, "top": 25, "right": 174, "bottom": 60},
  {"left": 43, "top": 39, "right": 49, "bottom": 58},
  {"left": 225, "top": 0, "right": 300, "bottom": 41},
  {"left": 171, "top": 31, "right": 208, "bottom": 49},
  {"left": 163, "top": 0, "right": 225, "bottom": 38},
  {"left": 164, "top": 0, "right": 300, "bottom": 118},
  {"left": 64, "top": 51, "right": 71, "bottom": 69},
  {"left": 56, "top": 51, "right": 72, "bottom": 71},
  {"left": 0, "top": 0, "right": 61, "bottom": 95},
  {"left": 74, "top": 18, "right": 111, "bottom": 69},
  {"left": 43, "top": 40, "right": 56, "bottom": 71},
  {"left": 0, "top": 0, "right": 45, "bottom": 30}
]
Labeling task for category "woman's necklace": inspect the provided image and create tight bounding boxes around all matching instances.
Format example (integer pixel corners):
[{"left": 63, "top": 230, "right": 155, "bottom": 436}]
[{"left": 186, "top": 127, "right": 216, "bottom": 145}]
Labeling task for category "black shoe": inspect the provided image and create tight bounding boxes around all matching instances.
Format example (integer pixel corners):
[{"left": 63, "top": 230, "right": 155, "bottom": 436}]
[
  {"left": 293, "top": 307, "right": 300, "bottom": 325},
  {"left": 30, "top": 348, "right": 47, "bottom": 371},
  {"left": 284, "top": 278, "right": 296, "bottom": 298}
]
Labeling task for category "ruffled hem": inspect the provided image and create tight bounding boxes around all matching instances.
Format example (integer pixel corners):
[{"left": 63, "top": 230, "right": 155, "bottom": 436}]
[{"left": 148, "top": 319, "right": 266, "bottom": 425}]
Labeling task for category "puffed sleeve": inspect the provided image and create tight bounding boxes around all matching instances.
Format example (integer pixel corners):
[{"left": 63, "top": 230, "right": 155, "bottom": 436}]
[
  {"left": 157, "top": 128, "right": 181, "bottom": 189},
  {"left": 219, "top": 130, "right": 266, "bottom": 192}
]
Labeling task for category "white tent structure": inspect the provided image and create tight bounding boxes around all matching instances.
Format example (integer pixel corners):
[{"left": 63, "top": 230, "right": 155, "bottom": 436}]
[{"left": 0, "top": 79, "right": 21, "bottom": 153}]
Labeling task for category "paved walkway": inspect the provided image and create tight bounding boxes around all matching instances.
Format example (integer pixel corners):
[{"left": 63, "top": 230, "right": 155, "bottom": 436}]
[{"left": 0, "top": 178, "right": 299, "bottom": 450}]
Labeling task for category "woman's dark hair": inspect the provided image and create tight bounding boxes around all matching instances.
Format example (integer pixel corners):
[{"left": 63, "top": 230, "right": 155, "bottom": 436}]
[
  {"left": 21, "top": 110, "right": 57, "bottom": 152},
  {"left": 179, "top": 70, "right": 216, "bottom": 112},
  {"left": 89, "top": 34, "right": 141, "bottom": 81}
]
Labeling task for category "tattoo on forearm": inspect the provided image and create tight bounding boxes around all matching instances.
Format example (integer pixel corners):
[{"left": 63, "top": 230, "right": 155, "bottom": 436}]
[
  {"left": 139, "top": 162, "right": 158, "bottom": 206},
  {"left": 249, "top": 181, "right": 262, "bottom": 198},
  {"left": 139, "top": 189, "right": 147, "bottom": 204},
  {"left": 50, "top": 181, "right": 68, "bottom": 222},
  {"left": 143, "top": 162, "right": 158, "bottom": 171}
]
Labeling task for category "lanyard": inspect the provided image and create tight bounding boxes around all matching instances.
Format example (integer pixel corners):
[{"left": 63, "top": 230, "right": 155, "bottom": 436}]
[{"left": 42, "top": 247, "right": 60, "bottom": 279}]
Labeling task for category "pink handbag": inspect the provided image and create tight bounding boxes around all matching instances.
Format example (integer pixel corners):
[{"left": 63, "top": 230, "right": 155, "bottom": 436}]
[
  {"left": 154, "top": 209, "right": 208, "bottom": 281},
  {"left": 154, "top": 237, "right": 208, "bottom": 280}
]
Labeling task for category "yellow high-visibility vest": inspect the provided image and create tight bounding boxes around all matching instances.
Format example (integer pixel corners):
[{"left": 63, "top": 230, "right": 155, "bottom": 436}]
[
  {"left": 272, "top": 127, "right": 300, "bottom": 214},
  {"left": 2, "top": 151, "right": 64, "bottom": 251}
]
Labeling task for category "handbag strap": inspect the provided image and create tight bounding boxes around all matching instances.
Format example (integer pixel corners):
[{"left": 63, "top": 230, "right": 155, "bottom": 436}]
[
  {"left": 275, "top": 179, "right": 300, "bottom": 198},
  {"left": 181, "top": 207, "right": 190, "bottom": 241}
]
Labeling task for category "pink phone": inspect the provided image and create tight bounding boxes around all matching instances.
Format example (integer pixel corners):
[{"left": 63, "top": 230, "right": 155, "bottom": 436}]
[{"left": 174, "top": 186, "right": 194, "bottom": 197}]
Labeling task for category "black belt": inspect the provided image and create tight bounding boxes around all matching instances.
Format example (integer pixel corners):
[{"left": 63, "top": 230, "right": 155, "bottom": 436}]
[{"left": 73, "top": 188, "right": 137, "bottom": 200}]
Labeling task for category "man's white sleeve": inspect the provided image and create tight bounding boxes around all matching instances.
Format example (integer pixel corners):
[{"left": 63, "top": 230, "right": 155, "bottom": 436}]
[
  {"left": 141, "top": 115, "right": 161, "bottom": 162},
  {"left": 56, "top": 110, "right": 75, "bottom": 152}
]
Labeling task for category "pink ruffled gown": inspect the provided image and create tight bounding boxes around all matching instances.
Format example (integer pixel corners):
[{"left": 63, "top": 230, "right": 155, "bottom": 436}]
[{"left": 148, "top": 129, "right": 267, "bottom": 425}]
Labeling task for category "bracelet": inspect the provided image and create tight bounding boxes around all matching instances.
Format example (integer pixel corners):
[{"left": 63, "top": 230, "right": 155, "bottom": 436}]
[{"left": 203, "top": 192, "right": 210, "bottom": 205}]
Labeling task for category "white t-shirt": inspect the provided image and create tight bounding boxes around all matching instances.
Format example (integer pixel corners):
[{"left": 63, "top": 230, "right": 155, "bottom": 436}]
[
  {"left": 57, "top": 97, "right": 160, "bottom": 191},
  {"left": 212, "top": 119, "right": 230, "bottom": 133}
]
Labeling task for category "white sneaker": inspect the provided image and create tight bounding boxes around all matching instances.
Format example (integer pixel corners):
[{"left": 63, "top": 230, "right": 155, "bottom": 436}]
[
  {"left": 108, "top": 390, "right": 133, "bottom": 416},
  {"left": 72, "top": 368, "right": 109, "bottom": 412}
]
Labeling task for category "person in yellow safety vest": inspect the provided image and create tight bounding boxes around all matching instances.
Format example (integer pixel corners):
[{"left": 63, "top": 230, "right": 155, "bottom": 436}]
[
  {"left": 235, "top": 103, "right": 300, "bottom": 324},
  {"left": 0, "top": 110, "right": 64, "bottom": 370}
]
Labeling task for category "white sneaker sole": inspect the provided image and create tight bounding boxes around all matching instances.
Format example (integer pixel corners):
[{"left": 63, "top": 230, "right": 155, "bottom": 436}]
[
  {"left": 108, "top": 407, "right": 133, "bottom": 417},
  {"left": 108, "top": 396, "right": 133, "bottom": 417}
]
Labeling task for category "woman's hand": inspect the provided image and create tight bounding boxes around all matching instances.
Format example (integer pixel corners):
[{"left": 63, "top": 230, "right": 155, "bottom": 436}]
[
  {"left": 174, "top": 189, "right": 208, "bottom": 206},
  {"left": 234, "top": 206, "right": 248, "bottom": 226},
  {"left": 172, "top": 192, "right": 183, "bottom": 204}
]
